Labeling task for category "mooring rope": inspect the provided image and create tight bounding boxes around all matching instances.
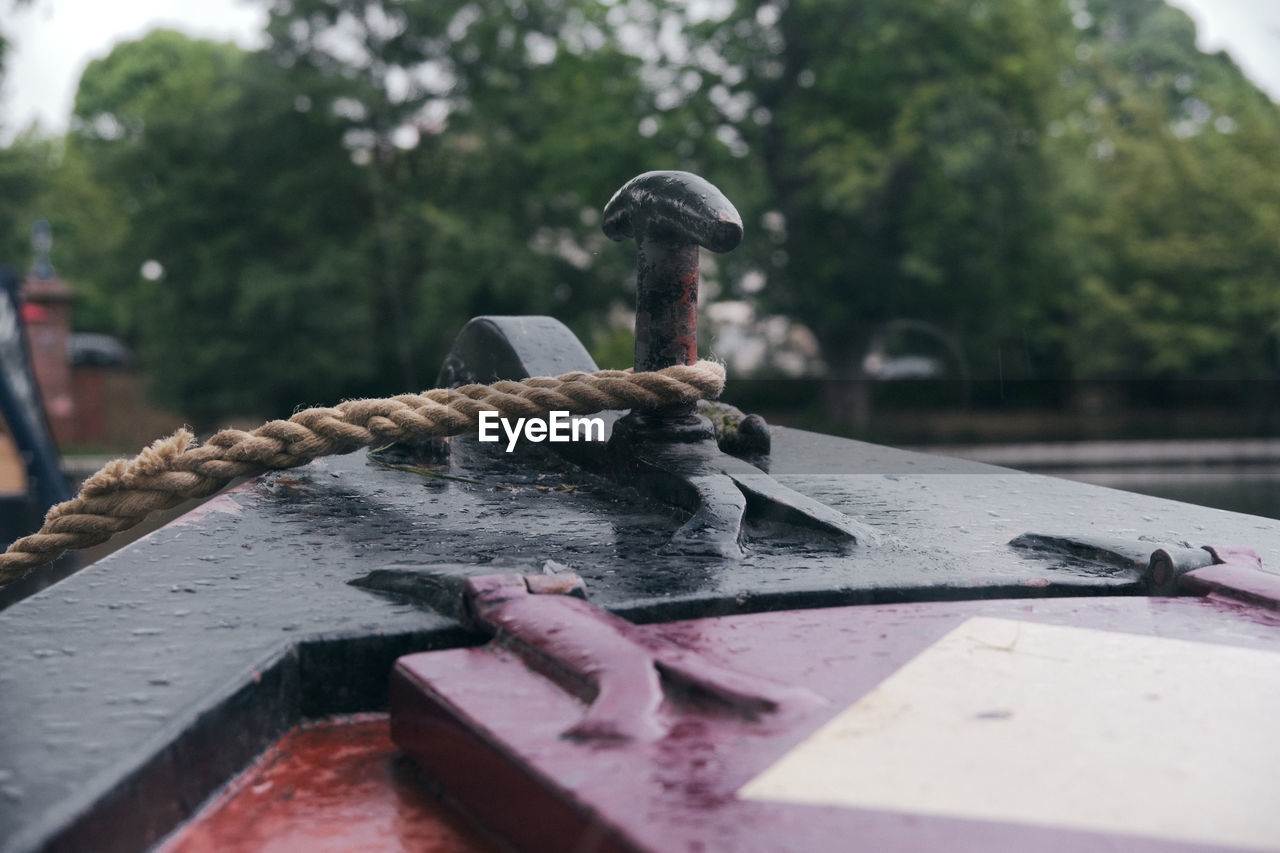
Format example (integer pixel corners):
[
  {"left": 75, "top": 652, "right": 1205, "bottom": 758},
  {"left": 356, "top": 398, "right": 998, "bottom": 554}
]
[{"left": 0, "top": 361, "right": 725, "bottom": 586}]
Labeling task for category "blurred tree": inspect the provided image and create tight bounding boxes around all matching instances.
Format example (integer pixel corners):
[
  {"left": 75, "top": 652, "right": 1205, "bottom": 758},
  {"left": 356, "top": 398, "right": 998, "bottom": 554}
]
[
  {"left": 0, "top": 132, "right": 53, "bottom": 271},
  {"left": 32, "top": 0, "right": 1280, "bottom": 429},
  {"left": 48, "top": 3, "right": 739, "bottom": 422},
  {"left": 63, "top": 30, "right": 382, "bottom": 423},
  {"left": 674, "top": 0, "right": 1280, "bottom": 409},
  {"left": 672, "top": 0, "right": 1074, "bottom": 421},
  {"left": 259, "top": 0, "right": 736, "bottom": 379},
  {"left": 696, "top": 1, "right": 1064, "bottom": 350},
  {"left": 1049, "top": 0, "right": 1280, "bottom": 380}
]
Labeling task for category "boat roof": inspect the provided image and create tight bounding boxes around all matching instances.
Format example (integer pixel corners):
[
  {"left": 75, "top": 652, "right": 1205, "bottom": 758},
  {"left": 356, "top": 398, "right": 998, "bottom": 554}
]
[{"left": 2, "top": 415, "right": 1280, "bottom": 852}]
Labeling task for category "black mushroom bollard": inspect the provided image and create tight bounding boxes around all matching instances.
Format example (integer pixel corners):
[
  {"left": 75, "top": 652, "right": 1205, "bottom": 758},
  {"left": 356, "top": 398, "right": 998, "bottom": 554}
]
[{"left": 603, "top": 170, "right": 743, "bottom": 421}]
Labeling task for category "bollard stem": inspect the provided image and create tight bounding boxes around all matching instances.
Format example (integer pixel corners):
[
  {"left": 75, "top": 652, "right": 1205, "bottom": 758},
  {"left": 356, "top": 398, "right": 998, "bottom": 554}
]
[
  {"left": 604, "top": 170, "right": 741, "bottom": 423},
  {"left": 634, "top": 238, "right": 700, "bottom": 373},
  {"left": 634, "top": 238, "right": 701, "bottom": 420}
]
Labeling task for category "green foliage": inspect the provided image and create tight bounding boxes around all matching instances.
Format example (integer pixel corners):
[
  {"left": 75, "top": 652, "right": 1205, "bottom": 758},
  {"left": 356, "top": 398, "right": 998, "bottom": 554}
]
[
  {"left": 261, "top": 0, "right": 735, "bottom": 384},
  {"left": 0, "top": 131, "right": 55, "bottom": 272},
  {"left": 676, "top": 0, "right": 1071, "bottom": 378},
  {"left": 1049, "top": 0, "right": 1280, "bottom": 378},
  {"left": 60, "top": 31, "right": 381, "bottom": 422},
  {"left": 39, "top": 5, "right": 737, "bottom": 421},
  {"left": 671, "top": 0, "right": 1280, "bottom": 387},
  {"left": 5, "top": 0, "right": 1279, "bottom": 427}
]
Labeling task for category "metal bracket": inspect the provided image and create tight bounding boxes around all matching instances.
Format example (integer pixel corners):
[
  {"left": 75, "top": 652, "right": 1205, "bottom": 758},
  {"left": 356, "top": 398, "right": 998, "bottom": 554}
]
[
  {"left": 459, "top": 572, "right": 823, "bottom": 742},
  {"left": 1010, "top": 532, "right": 1276, "bottom": 606}
]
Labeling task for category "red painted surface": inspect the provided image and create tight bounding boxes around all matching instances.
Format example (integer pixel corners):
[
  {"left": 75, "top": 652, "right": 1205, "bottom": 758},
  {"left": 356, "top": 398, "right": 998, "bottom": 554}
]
[
  {"left": 70, "top": 366, "right": 105, "bottom": 444},
  {"left": 21, "top": 275, "right": 77, "bottom": 445},
  {"left": 393, "top": 596, "right": 1280, "bottom": 852},
  {"left": 19, "top": 302, "right": 49, "bottom": 323},
  {"left": 158, "top": 715, "right": 493, "bottom": 853}
]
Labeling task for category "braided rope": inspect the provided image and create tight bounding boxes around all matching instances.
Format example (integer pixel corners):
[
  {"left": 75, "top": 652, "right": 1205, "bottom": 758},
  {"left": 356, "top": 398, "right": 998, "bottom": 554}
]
[{"left": 0, "top": 361, "right": 725, "bottom": 586}]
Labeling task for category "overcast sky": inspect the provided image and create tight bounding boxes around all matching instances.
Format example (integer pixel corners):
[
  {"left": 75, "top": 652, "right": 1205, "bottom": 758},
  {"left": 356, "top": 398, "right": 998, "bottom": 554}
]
[
  {"left": 2, "top": 0, "right": 1278, "bottom": 141},
  {"left": 1, "top": 0, "right": 267, "bottom": 139}
]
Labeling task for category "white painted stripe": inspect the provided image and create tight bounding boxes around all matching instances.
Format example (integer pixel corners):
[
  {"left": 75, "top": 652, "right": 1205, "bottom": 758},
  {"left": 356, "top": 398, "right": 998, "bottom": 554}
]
[{"left": 739, "top": 617, "right": 1280, "bottom": 851}]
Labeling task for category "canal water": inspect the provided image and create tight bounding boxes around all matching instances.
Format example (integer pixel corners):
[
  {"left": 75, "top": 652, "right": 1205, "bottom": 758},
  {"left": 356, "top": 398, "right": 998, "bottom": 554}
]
[
  {"left": 928, "top": 440, "right": 1280, "bottom": 522},
  {"left": 1055, "top": 465, "right": 1280, "bottom": 521}
]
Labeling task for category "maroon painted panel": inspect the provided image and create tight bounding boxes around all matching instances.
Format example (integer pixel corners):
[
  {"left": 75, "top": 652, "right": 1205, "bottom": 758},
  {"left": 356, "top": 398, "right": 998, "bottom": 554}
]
[
  {"left": 393, "top": 596, "right": 1280, "bottom": 853},
  {"left": 1184, "top": 546, "right": 1280, "bottom": 609}
]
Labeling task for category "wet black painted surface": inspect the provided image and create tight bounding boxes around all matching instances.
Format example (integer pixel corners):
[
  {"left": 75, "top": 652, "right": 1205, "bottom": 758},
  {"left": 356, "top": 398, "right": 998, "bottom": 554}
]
[{"left": 4, "top": 425, "right": 1280, "bottom": 852}]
